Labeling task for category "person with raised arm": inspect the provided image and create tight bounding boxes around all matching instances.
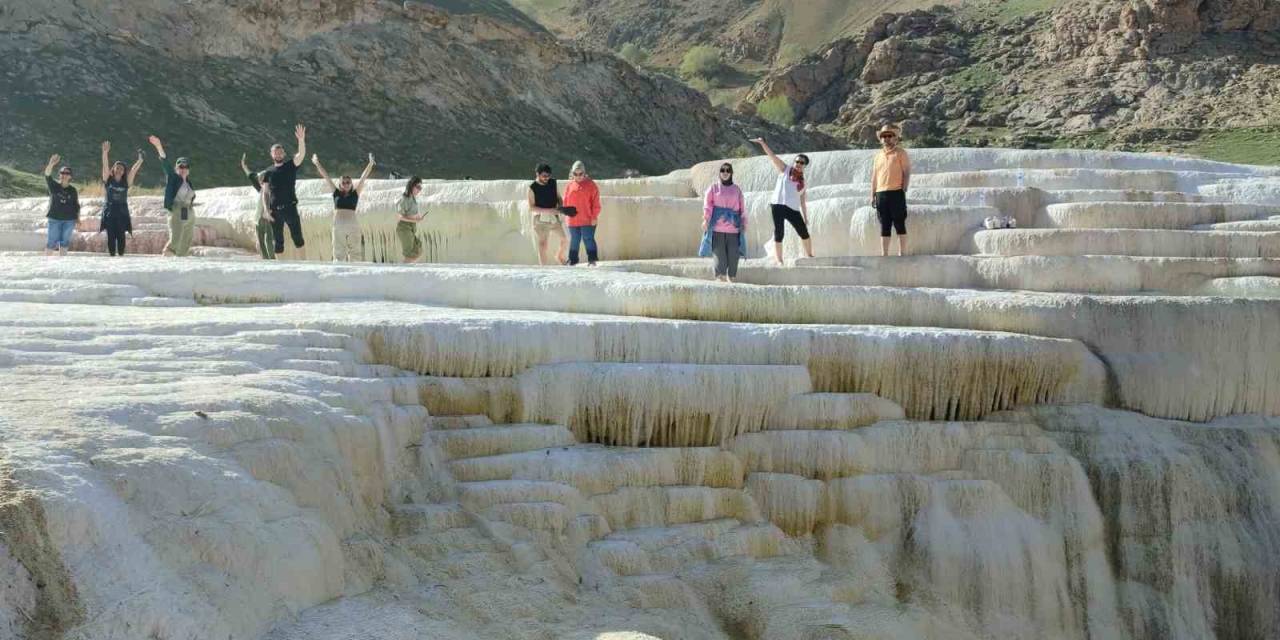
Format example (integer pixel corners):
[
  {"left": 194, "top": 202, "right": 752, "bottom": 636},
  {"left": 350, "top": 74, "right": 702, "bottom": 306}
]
[
  {"left": 42, "top": 154, "right": 80, "bottom": 257},
  {"left": 263, "top": 124, "right": 307, "bottom": 259},
  {"left": 148, "top": 135, "right": 197, "bottom": 257},
  {"left": 527, "top": 163, "right": 567, "bottom": 265},
  {"left": 241, "top": 153, "right": 276, "bottom": 260},
  {"left": 312, "top": 152, "right": 375, "bottom": 262},
  {"left": 396, "top": 176, "right": 426, "bottom": 263},
  {"left": 99, "top": 141, "right": 143, "bottom": 256},
  {"left": 870, "top": 124, "right": 911, "bottom": 257},
  {"left": 750, "top": 137, "right": 812, "bottom": 265}
]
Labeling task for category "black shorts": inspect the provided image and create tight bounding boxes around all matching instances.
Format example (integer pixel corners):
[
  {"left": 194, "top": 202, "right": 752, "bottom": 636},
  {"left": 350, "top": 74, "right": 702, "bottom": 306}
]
[
  {"left": 874, "top": 190, "right": 907, "bottom": 237},
  {"left": 771, "top": 204, "right": 810, "bottom": 242},
  {"left": 271, "top": 202, "right": 305, "bottom": 251}
]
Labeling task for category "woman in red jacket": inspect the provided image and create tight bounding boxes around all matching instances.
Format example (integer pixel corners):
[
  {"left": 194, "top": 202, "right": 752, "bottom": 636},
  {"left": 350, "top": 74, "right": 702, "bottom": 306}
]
[{"left": 562, "top": 160, "right": 602, "bottom": 266}]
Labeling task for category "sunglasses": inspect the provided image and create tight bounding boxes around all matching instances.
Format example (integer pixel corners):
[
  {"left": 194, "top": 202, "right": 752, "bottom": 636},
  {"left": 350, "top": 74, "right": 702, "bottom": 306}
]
[
  {"left": 572, "top": 172, "right": 584, "bottom": 176},
  {"left": 177, "top": 165, "right": 190, "bottom": 169},
  {"left": 880, "top": 134, "right": 897, "bottom": 139},
  {"left": 719, "top": 169, "right": 733, "bottom": 174},
  {"left": 58, "top": 171, "right": 72, "bottom": 176},
  {"left": 794, "top": 161, "right": 808, "bottom": 167}
]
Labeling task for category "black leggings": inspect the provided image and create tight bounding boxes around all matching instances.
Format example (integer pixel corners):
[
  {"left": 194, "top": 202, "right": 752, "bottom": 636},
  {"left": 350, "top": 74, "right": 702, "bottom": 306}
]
[
  {"left": 271, "top": 203, "right": 305, "bottom": 252},
  {"left": 106, "top": 228, "right": 126, "bottom": 256},
  {"left": 771, "top": 204, "right": 810, "bottom": 242}
]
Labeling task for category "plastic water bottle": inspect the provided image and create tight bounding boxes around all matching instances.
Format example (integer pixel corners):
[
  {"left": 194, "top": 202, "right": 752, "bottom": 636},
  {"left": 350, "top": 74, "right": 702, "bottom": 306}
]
[{"left": 1016, "top": 169, "right": 1026, "bottom": 189}]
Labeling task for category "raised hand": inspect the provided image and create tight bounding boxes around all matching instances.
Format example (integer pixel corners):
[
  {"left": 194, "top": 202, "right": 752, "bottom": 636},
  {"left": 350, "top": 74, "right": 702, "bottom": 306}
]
[
  {"left": 49, "top": 154, "right": 61, "bottom": 165},
  {"left": 749, "top": 138, "right": 765, "bottom": 145},
  {"left": 368, "top": 153, "right": 375, "bottom": 164},
  {"left": 136, "top": 149, "right": 144, "bottom": 161},
  {"left": 102, "top": 141, "right": 110, "bottom": 153},
  {"left": 240, "top": 153, "right": 249, "bottom": 172},
  {"left": 295, "top": 124, "right": 306, "bottom": 141},
  {"left": 311, "top": 153, "right": 320, "bottom": 164}
]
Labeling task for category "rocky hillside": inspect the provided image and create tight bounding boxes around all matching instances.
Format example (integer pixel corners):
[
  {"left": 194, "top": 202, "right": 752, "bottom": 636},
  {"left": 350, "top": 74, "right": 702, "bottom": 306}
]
[
  {"left": 0, "top": 0, "right": 833, "bottom": 187},
  {"left": 511, "top": 0, "right": 961, "bottom": 67},
  {"left": 747, "top": 0, "right": 1280, "bottom": 163},
  {"left": 517, "top": 0, "right": 1280, "bottom": 164}
]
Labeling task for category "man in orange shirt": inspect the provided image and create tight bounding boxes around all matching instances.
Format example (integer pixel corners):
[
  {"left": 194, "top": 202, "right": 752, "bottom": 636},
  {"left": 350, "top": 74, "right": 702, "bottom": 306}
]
[{"left": 870, "top": 124, "right": 911, "bottom": 257}]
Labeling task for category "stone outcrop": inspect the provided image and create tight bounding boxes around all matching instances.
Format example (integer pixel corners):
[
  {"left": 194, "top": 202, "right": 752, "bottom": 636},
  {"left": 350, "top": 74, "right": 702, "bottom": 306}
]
[{"left": 746, "top": 2, "right": 1280, "bottom": 152}]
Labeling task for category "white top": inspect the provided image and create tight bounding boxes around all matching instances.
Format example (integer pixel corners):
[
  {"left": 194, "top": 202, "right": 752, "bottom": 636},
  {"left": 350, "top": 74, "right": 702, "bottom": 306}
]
[
  {"left": 770, "top": 162, "right": 803, "bottom": 210},
  {"left": 175, "top": 182, "right": 196, "bottom": 207}
]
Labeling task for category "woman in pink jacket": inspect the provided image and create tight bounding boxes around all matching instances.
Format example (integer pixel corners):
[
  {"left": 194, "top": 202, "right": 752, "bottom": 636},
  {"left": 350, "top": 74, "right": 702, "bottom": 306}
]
[
  {"left": 562, "top": 160, "right": 602, "bottom": 266},
  {"left": 701, "top": 162, "right": 747, "bottom": 283}
]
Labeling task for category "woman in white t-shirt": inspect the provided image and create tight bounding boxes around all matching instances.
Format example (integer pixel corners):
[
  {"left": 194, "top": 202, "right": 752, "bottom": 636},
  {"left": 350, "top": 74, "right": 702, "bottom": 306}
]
[{"left": 750, "top": 137, "right": 812, "bottom": 264}]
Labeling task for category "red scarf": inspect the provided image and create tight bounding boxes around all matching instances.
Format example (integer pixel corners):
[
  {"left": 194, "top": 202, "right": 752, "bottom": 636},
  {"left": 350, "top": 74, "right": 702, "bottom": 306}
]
[{"left": 788, "top": 166, "right": 805, "bottom": 192}]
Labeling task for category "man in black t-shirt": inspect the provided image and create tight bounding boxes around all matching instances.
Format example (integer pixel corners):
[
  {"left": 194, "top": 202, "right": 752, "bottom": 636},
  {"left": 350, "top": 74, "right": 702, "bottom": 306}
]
[{"left": 263, "top": 124, "right": 307, "bottom": 257}]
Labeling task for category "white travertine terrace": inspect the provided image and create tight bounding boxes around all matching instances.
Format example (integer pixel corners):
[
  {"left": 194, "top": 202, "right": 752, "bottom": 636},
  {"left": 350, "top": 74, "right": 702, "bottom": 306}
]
[{"left": 2, "top": 148, "right": 1279, "bottom": 640}]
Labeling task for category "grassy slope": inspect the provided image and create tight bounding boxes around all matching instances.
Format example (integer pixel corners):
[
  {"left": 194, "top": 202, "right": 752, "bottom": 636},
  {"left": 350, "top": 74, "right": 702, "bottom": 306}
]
[
  {"left": 0, "top": 166, "right": 45, "bottom": 198},
  {"left": 1187, "top": 127, "right": 1280, "bottom": 166}
]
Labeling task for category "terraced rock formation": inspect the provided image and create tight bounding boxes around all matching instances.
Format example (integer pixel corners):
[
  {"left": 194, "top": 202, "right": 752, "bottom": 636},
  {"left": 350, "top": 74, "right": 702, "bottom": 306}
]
[{"left": 1, "top": 147, "right": 1278, "bottom": 639}]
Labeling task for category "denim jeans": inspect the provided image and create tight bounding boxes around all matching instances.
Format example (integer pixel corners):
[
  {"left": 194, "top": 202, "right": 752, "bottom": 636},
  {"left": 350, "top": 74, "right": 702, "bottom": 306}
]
[
  {"left": 46, "top": 219, "right": 76, "bottom": 250},
  {"left": 568, "top": 224, "right": 598, "bottom": 265}
]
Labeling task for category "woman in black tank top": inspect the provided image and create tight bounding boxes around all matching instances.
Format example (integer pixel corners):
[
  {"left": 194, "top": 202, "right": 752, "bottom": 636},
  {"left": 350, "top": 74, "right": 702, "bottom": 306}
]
[
  {"left": 98, "top": 140, "right": 144, "bottom": 256},
  {"left": 312, "top": 153, "right": 376, "bottom": 262}
]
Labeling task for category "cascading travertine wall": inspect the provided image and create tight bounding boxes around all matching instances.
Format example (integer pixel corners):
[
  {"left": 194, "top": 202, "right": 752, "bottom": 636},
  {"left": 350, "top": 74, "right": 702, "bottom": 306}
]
[
  {"left": 514, "top": 363, "right": 813, "bottom": 446},
  {"left": 1000, "top": 405, "right": 1280, "bottom": 640},
  {"left": 13, "top": 257, "right": 1277, "bottom": 422}
]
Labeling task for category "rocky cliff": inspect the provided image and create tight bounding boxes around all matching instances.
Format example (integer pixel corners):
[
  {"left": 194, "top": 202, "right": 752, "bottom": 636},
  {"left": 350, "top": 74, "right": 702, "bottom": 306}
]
[
  {"left": 0, "top": 0, "right": 834, "bottom": 186},
  {"left": 745, "top": 1, "right": 1280, "bottom": 160},
  {"left": 510, "top": 0, "right": 1280, "bottom": 163}
]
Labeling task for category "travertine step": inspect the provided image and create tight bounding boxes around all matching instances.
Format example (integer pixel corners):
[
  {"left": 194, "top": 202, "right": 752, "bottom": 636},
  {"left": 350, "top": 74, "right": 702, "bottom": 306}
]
[
  {"left": 400, "top": 528, "right": 501, "bottom": 558},
  {"left": 1195, "top": 218, "right": 1280, "bottom": 232},
  {"left": 914, "top": 168, "right": 1237, "bottom": 191},
  {"left": 1044, "top": 201, "right": 1280, "bottom": 230},
  {"left": 431, "top": 414, "right": 495, "bottom": 430},
  {"left": 974, "top": 228, "right": 1280, "bottom": 258},
  {"left": 591, "top": 486, "right": 759, "bottom": 531},
  {"left": 457, "top": 479, "right": 584, "bottom": 511},
  {"left": 482, "top": 501, "right": 573, "bottom": 534},
  {"left": 593, "top": 519, "right": 792, "bottom": 575},
  {"left": 430, "top": 423, "right": 576, "bottom": 460},
  {"left": 766, "top": 393, "right": 905, "bottom": 430},
  {"left": 1042, "top": 188, "right": 1208, "bottom": 204},
  {"left": 448, "top": 445, "right": 743, "bottom": 493},
  {"left": 390, "top": 502, "right": 470, "bottom": 536}
]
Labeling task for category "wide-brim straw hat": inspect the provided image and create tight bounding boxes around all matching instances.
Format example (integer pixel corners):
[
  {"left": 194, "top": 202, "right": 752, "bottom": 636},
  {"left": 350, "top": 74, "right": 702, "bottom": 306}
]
[{"left": 877, "top": 125, "right": 901, "bottom": 138}]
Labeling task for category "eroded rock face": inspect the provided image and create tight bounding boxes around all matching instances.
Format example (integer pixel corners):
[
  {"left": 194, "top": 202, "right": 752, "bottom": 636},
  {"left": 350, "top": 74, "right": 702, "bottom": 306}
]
[
  {"left": 0, "top": 0, "right": 833, "bottom": 184},
  {"left": 747, "top": 2, "right": 1280, "bottom": 152}
]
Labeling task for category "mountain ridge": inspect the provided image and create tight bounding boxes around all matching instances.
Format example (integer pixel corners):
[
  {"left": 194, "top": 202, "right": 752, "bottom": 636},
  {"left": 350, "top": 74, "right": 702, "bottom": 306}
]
[{"left": 0, "top": 0, "right": 836, "bottom": 187}]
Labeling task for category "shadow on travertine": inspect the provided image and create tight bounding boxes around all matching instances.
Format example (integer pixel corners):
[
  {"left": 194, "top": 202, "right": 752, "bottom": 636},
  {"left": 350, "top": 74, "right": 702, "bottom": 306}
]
[{"left": 1, "top": 147, "right": 1279, "bottom": 640}]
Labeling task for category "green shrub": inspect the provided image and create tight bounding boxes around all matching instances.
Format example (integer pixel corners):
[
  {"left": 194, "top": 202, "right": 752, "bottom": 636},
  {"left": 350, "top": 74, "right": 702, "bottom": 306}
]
[
  {"left": 618, "top": 43, "right": 649, "bottom": 67},
  {"left": 686, "top": 76, "right": 714, "bottom": 93},
  {"left": 756, "top": 95, "right": 795, "bottom": 127},
  {"left": 680, "top": 45, "right": 723, "bottom": 79}
]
